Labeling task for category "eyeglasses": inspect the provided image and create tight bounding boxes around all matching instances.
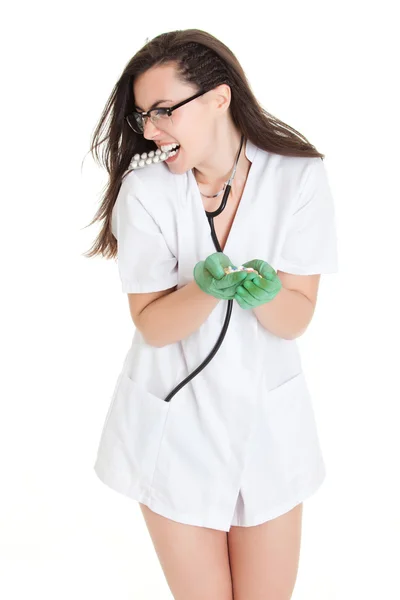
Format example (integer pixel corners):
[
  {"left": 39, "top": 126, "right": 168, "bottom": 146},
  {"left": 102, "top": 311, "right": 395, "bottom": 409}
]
[{"left": 125, "top": 89, "right": 208, "bottom": 134}]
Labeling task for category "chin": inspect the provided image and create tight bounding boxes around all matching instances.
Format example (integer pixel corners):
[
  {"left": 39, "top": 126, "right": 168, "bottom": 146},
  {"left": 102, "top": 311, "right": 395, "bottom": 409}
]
[
  {"left": 165, "top": 160, "right": 192, "bottom": 175},
  {"left": 166, "top": 164, "right": 183, "bottom": 175}
]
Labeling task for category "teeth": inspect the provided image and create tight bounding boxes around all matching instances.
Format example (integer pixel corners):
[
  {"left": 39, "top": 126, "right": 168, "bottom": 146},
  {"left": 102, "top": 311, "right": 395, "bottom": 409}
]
[{"left": 160, "top": 142, "right": 180, "bottom": 152}]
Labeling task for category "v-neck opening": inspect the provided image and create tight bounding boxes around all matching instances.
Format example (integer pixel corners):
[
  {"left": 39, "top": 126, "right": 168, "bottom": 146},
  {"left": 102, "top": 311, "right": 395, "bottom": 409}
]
[{"left": 189, "top": 138, "right": 259, "bottom": 256}]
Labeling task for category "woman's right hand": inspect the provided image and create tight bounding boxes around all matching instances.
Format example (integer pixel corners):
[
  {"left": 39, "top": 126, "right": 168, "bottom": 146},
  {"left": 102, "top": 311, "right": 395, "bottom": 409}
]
[{"left": 193, "top": 252, "right": 248, "bottom": 300}]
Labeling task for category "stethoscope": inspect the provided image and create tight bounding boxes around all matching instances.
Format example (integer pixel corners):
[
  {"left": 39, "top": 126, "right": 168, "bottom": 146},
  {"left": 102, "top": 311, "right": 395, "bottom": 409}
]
[{"left": 163, "top": 134, "right": 245, "bottom": 402}]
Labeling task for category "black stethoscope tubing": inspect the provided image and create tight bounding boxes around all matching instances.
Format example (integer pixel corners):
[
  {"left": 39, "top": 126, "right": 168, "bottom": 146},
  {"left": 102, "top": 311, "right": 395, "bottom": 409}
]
[{"left": 163, "top": 135, "right": 245, "bottom": 402}]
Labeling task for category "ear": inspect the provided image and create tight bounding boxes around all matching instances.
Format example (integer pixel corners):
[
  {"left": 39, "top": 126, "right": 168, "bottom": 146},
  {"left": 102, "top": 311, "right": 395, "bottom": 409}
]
[{"left": 212, "top": 83, "right": 231, "bottom": 113}]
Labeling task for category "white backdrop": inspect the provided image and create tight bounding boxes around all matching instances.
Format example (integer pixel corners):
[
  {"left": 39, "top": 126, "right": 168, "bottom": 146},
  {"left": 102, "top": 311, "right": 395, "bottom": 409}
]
[{"left": 1, "top": 1, "right": 399, "bottom": 598}]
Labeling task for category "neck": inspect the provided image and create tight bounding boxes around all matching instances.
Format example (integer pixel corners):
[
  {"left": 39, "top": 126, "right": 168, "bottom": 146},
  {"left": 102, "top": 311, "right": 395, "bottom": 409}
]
[{"left": 192, "top": 131, "right": 250, "bottom": 190}]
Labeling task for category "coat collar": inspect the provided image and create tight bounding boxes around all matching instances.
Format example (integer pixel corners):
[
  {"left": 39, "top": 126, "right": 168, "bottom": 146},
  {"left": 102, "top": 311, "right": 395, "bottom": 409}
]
[{"left": 244, "top": 138, "right": 258, "bottom": 163}]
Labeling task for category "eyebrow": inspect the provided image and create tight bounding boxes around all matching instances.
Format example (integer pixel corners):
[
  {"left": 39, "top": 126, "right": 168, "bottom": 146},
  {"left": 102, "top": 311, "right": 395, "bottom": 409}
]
[{"left": 134, "top": 99, "right": 173, "bottom": 111}]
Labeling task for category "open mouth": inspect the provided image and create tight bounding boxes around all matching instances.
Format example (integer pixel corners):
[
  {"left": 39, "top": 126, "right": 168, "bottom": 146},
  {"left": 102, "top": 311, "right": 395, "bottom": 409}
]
[
  {"left": 165, "top": 145, "right": 181, "bottom": 161},
  {"left": 159, "top": 142, "right": 180, "bottom": 153}
]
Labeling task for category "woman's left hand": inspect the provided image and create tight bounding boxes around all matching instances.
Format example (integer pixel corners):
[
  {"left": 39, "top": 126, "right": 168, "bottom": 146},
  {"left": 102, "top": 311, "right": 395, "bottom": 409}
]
[{"left": 235, "top": 259, "right": 282, "bottom": 309}]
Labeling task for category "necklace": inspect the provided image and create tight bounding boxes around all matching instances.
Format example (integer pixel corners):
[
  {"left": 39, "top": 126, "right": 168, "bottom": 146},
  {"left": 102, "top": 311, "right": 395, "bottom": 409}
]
[
  {"left": 191, "top": 172, "right": 227, "bottom": 198},
  {"left": 198, "top": 183, "right": 227, "bottom": 199}
]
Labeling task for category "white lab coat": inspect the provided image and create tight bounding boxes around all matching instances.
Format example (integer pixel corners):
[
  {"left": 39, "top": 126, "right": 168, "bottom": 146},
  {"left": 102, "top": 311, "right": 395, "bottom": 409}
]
[{"left": 93, "top": 139, "right": 339, "bottom": 531}]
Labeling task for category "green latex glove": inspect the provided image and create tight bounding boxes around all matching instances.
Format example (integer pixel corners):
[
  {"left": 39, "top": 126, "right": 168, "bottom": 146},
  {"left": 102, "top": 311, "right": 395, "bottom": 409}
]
[
  {"left": 234, "top": 259, "right": 282, "bottom": 309},
  {"left": 193, "top": 252, "right": 249, "bottom": 300}
]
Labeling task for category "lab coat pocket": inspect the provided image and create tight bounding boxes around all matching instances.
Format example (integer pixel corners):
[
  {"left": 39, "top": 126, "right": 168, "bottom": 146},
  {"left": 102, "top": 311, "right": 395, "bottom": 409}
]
[
  {"left": 265, "top": 371, "right": 322, "bottom": 481},
  {"left": 106, "top": 372, "right": 171, "bottom": 488}
]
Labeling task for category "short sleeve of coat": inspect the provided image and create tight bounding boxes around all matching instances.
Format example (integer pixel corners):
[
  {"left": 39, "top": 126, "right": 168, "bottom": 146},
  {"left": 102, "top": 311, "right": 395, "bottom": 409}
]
[
  {"left": 275, "top": 157, "right": 339, "bottom": 275},
  {"left": 111, "top": 176, "right": 178, "bottom": 293}
]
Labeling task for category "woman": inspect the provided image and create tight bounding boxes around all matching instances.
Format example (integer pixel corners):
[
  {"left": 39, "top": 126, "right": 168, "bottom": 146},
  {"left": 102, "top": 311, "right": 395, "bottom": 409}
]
[{"left": 86, "top": 28, "right": 338, "bottom": 600}]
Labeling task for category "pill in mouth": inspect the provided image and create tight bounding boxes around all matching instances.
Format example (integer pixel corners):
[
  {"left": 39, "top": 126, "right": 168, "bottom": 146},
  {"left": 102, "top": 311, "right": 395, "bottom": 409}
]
[{"left": 130, "top": 145, "right": 181, "bottom": 169}]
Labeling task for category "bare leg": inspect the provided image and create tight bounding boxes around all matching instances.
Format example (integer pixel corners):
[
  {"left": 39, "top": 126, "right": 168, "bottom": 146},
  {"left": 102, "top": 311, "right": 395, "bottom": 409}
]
[
  {"left": 139, "top": 503, "right": 233, "bottom": 600},
  {"left": 227, "top": 502, "right": 303, "bottom": 600}
]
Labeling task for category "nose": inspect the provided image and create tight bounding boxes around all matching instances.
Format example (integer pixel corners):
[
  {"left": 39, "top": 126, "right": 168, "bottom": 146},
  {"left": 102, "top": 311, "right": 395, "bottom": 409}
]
[{"left": 142, "top": 117, "right": 162, "bottom": 139}]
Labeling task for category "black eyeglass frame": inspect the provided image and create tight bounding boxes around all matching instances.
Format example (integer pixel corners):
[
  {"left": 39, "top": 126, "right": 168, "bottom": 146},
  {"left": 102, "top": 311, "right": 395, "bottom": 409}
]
[{"left": 125, "top": 89, "right": 208, "bottom": 133}]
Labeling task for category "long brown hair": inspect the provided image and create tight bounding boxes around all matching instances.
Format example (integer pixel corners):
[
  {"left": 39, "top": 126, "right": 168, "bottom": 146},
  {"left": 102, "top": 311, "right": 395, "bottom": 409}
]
[{"left": 82, "top": 28, "right": 325, "bottom": 261}]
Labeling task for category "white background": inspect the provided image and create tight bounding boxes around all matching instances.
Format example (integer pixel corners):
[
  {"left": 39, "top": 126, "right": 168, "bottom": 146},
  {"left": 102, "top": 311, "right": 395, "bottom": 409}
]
[{"left": 1, "top": 0, "right": 399, "bottom": 598}]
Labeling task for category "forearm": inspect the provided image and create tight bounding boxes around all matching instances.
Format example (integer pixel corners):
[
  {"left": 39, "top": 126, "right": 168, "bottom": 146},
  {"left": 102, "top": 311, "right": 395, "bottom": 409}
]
[
  {"left": 252, "top": 287, "right": 315, "bottom": 340},
  {"left": 139, "top": 280, "right": 220, "bottom": 347}
]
